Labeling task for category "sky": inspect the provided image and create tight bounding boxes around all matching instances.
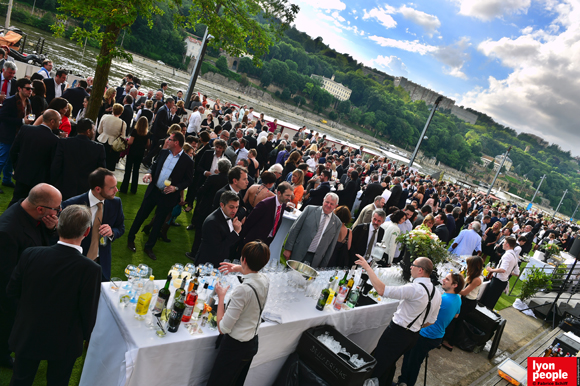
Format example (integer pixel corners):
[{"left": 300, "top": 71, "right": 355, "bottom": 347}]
[{"left": 290, "top": 0, "right": 580, "bottom": 156}]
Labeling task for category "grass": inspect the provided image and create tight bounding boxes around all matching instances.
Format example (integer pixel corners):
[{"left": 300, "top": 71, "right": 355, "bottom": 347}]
[{"left": 0, "top": 182, "right": 199, "bottom": 385}]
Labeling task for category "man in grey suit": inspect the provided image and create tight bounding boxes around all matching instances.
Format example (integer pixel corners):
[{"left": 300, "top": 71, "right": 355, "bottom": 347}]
[
  {"left": 283, "top": 193, "right": 342, "bottom": 268},
  {"left": 224, "top": 141, "right": 239, "bottom": 167},
  {"left": 353, "top": 196, "right": 385, "bottom": 228}
]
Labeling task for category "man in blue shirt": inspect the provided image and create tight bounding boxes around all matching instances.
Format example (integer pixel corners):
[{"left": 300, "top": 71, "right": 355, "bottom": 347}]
[
  {"left": 449, "top": 222, "right": 482, "bottom": 256},
  {"left": 397, "top": 273, "right": 463, "bottom": 386}
]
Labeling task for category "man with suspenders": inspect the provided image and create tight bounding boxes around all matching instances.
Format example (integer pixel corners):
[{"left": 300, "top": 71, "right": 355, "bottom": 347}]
[{"left": 355, "top": 255, "right": 442, "bottom": 386}]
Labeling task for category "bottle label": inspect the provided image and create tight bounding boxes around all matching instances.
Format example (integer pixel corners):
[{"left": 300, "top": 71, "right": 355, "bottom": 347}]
[
  {"left": 152, "top": 296, "right": 167, "bottom": 314},
  {"left": 183, "top": 304, "right": 194, "bottom": 317},
  {"left": 135, "top": 293, "right": 152, "bottom": 315}
]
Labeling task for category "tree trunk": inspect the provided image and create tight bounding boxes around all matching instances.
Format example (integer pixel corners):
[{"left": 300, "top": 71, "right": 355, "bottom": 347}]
[{"left": 86, "top": 24, "right": 121, "bottom": 122}]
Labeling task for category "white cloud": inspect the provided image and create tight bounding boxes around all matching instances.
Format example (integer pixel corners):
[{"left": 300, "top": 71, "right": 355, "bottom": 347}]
[
  {"left": 362, "top": 6, "right": 398, "bottom": 29},
  {"left": 434, "top": 37, "right": 471, "bottom": 79},
  {"left": 303, "top": 0, "right": 346, "bottom": 11},
  {"left": 366, "top": 55, "right": 409, "bottom": 76},
  {"left": 332, "top": 11, "right": 346, "bottom": 22},
  {"left": 451, "top": 0, "right": 531, "bottom": 21},
  {"left": 368, "top": 36, "right": 438, "bottom": 55},
  {"left": 398, "top": 5, "right": 441, "bottom": 36},
  {"left": 459, "top": 0, "right": 580, "bottom": 154}
]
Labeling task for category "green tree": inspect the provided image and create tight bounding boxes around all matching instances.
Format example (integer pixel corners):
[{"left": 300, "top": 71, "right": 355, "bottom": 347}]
[
  {"left": 237, "top": 57, "right": 254, "bottom": 75},
  {"left": 337, "top": 100, "right": 351, "bottom": 114},
  {"left": 487, "top": 161, "right": 495, "bottom": 170},
  {"left": 53, "top": 0, "right": 299, "bottom": 121},
  {"left": 328, "top": 110, "right": 338, "bottom": 120},
  {"left": 216, "top": 56, "right": 229, "bottom": 73},
  {"left": 350, "top": 107, "right": 362, "bottom": 124},
  {"left": 303, "top": 82, "right": 314, "bottom": 95},
  {"left": 284, "top": 59, "right": 298, "bottom": 72},
  {"left": 281, "top": 87, "right": 291, "bottom": 100},
  {"left": 261, "top": 70, "right": 273, "bottom": 87}
]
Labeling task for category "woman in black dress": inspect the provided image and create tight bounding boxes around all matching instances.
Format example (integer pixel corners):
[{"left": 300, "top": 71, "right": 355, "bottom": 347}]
[
  {"left": 120, "top": 116, "right": 150, "bottom": 194},
  {"left": 30, "top": 80, "right": 48, "bottom": 118},
  {"left": 481, "top": 221, "right": 502, "bottom": 261},
  {"left": 201, "top": 113, "right": 214, "bottom": 131}
]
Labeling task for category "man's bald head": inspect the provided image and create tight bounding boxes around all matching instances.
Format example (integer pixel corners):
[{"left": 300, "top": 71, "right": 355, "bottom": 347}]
[
  {"left": 27, "top": 183, "right": 61, "bottom": 206},
  {"left": 42, "top": 109, "right": 61, "bottom": 131},
  {"left": 412, "top": 257, "right": 433, "bottom": 278}
]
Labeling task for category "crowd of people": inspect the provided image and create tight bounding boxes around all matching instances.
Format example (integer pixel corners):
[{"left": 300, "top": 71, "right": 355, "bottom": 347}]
[{"left": 0, "top": 62, "right": 576, "bottom": 386}]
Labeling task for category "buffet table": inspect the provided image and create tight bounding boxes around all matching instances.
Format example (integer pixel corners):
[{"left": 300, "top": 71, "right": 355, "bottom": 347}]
[{"left": 80, "top": 280, "right": 398, "bottom": 386}]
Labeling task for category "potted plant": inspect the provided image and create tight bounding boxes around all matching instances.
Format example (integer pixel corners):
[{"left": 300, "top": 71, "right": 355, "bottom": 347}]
[
  {"left": 519, "top": 266, "right": 552, "bottom": 302},
  {"left": 396, "top": 225, "right": 449, "bottom": 282},
  {"left": 541, "top": 243, "right": 560, "bottom": 262}
]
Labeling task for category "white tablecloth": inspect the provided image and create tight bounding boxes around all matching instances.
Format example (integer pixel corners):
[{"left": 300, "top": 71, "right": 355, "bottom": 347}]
[{"left": 80, "top": 281, "right": 398, "bottom": 386}]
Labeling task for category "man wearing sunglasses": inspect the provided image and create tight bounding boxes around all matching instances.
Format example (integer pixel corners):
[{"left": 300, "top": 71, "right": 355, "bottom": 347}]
[
  {"left": 8, "top": 109, "right": 61, "bottom": 207},
  {"left": 0, "top": 77, "right": 34, "bottom": 194},
  {"left": 0, "top": 182, "right": 61, "bottom": 369},
  {"left": 354, "top": 255, "right": 442, "bottom": 386}
]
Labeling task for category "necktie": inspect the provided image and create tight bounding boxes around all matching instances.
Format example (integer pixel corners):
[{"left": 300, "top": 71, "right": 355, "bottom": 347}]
[
  {"left": 87, "top": 202, "right": 103, "bottom": 260},
  {"left": 366, "top": 228, "right": 377, "bottom": 258},
  {"left": 1, "top": 79, "right": 8, "bottom": 95},
  {"left": 308, "top": 213, "right": 329, "bottom": 253},
  {"left": 272, "top": 205, "right": 282, "bottom": 237}
]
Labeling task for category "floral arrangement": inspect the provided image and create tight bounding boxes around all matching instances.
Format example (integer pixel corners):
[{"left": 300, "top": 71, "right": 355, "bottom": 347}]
[
  {"left": 396, "top": 225, "right": 449, "bottom": 266},
  {"left": 542, "top": 243, "right": 560, "bottom": 257}
]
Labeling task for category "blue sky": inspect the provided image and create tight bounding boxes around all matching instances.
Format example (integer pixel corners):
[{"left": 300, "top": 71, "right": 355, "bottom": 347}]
[{"left": 290, "top": 0, "right": 580, "bottom": 156}]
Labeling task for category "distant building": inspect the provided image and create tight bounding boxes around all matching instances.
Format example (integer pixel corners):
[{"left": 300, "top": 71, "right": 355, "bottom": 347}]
[
  {"left": 310, "top": 74, "right": 352, "bottom": 101},
  {"left": 481, "top": 153, "right": 513, "bottom": 172},
  {"left": 184, "top": 34, "right": 203, "bottom": 60},
  {"left": 394, "top": 76, "right": 478, "bottom": 125},
  {"left": 224, "top": 53, "right": 253, "bottom": 72}
]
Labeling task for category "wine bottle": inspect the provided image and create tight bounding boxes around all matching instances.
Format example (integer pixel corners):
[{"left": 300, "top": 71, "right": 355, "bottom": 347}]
[
  {"left": 325, "top": 276, "right": 339, "bottom": 306},
  {"left": 182, "top": 282, "right": 199, "bottom": 323},
  {"left": 152, "top": 274, "right": 172, "bottom": 316},
  {"left": 173, "top": 278, "right": 187, "bottom": 308},
  {"left": 346, "top": 285, "right": 361, "bottom": 308},
  {"left": 167, "top": 296, "right": 186, "bottom": 333},
  {"left": 193, "top": 283, "right": 209, "bottom": 319},
  {"left": 543, "top": 345, "right": 553, "bottom": 357},
  {"left": 346, "top": 266, "right": 355, "bottom": 291},
  {"left": 333, "top": 285, "right": 349, "bottom": 311},
  {"left": 339, "top": 270, "right": 348, "bottom": 287},
  {"left": 316, "top": 272, "right": 336, "bottom": 311},
  {"left": 135, "top": 275, "right": 155, "bottom": 320}
]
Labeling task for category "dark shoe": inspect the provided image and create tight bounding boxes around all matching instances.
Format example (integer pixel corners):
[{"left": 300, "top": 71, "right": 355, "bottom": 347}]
[
  {"left": 2, "top": 181, "right": 14, "bottom": 188},
  {"left": 127, "top": 241, "right": 136, "bottom": 252},
  {"left": 186, "top": 225, "right": 195, "bottom": 231},
  {"left": 142, "top": 224, "right": 151, "bottom": 235},
  {"left": 0, "top": 355, "right": 14, "bottom": 369},
  {"left": 170, "top": 221, "right": 180, "bottom": 227},
  {"left": 184, "top": 206, "right": 193, "bottom": 213},
  {"left": 185, "top": 252, "right": 196, "bottom": 261},
  {"left": 144, "top": 248, "right": 157, "bottom": 261},
  {"left": 159, "top": 223, "right": 171, "bottom": 243}
]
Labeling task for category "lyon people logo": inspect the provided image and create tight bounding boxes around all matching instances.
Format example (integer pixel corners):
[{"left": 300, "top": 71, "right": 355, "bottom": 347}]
[{"left": 528, "top": 357, "right": 577, "bottom": 386}]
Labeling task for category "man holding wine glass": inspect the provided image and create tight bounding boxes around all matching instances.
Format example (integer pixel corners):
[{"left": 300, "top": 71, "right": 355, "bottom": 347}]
[{"left": 127, "top": 131, "right": 193, "bottom": 261}]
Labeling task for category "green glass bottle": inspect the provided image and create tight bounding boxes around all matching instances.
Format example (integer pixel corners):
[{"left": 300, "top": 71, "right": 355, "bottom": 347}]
[{"left": 152, "top": 274, "right": 172, "bottom": 316}]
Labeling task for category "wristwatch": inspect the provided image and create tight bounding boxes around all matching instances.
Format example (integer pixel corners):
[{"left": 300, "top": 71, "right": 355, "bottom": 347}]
[{"left": 174, "top": 186, "right": 179, "bottom": 191}]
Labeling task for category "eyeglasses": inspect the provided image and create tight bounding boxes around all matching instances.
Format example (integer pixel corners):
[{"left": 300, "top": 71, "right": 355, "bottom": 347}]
[
  {"left": 38, "top": 204, "right": 62, "bottom": 213},
  {"left": 23, "top": 87, "right": 33, "bottom": 91},
  {"left": 410, "top": 264, "right": 423, "bottom": 269}
]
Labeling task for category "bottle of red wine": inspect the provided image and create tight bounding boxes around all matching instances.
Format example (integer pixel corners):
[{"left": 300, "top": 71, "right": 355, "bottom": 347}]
[
  {"left": 182, "top": 282, "right": 199, "bottom": 323},
  {"left": 167, "top": 296, "right": 186, "bottom": 333},
  {"left": 152, "top": 274, "right": 172, "bottom": 316}
]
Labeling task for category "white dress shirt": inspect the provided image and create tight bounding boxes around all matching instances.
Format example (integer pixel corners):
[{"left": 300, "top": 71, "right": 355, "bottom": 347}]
[
  {"left": 495, "top": 249, "right": 519, "bottom": 282},
  {"left": 0, "top": 74, "right": 12, "bottom": 95},
  {"left": 54, "top": 79, "right": 64, "bottom": 98},
  {"left": 236, "top": 147, "right": 249, "bottom": 161},
  {"left": 219, "top": 272, "right": 269, "bottom": 342},
  {"left": 221, "top": 209, "right": 235, "bottom": 233},
  {"left": 88, "top": 190, "right": 104, "bottom": 225},
  {"left": 57, "top": 240, "right": 83, "bottom": 254},
  {"left": 382, "top": 277, "right": 442, "bottom": 332},
  {"left": 210, "top": 152, "right": 225, "bottom": 175},
  {"left": 187, "top": 111, "right": 202, "bottom": 134},
  {"left": 365, "top": 225, "right": 380, "bottom": 258}
]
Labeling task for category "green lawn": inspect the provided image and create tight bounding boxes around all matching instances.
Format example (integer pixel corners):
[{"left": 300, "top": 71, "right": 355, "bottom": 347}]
[{"left": 0, "top": 182, "right": 198, "bottom": 385}]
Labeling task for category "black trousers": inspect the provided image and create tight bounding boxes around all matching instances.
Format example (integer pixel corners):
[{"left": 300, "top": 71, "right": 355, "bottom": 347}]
[
  {"left": 120, "top": 152, "right": 144, "bottom": 193},
  {"left": 443, "top": 296, "right": 477, "bottom": 345},
  {"left": 103, "top": 142, "right": 120, "bottom": 171},
  {"left": 479, "top": 277, "right": 507, "bottom": 310},
  {"left": 372, "top": 321, "right": 420, "bottom": 386},
  {"left": 0, "top": 299, "right": 15, "bottom": 361},
  {"left": 206, "top": 335, "right": 258, "bottom": 386},
  {"left": 10, "top": 354, "right": 76, "bottom": 386},
  {"left": 128, "top": 188, "right": 175, "bottom": 250},
  {"left": 399, "top": 335, "right": 442, "bottom": 386},
  {"left": 8, "top": 181, "right": 32, "bottom": 207}
]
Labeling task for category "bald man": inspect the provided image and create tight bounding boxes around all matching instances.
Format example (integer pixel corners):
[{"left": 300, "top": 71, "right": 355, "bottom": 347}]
[
  {"left": 9, "top": 109, "right": 61, "bottom": 206},
  {"left": 355, "top": 255, "right": 442, "bottom": 386},
  {"left": 0, "top": 183, "right": 61, "bottom": 368}
]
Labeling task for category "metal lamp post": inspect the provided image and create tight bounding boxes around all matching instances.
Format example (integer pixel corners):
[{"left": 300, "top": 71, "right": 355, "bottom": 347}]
[
  {"left": 530, "top": 174, "right": 546, "bottom": 205},
  {"left": 553, "top": 189, "right": 568, "bottom": 219},
  {"left": 486, "top": 146, "right": 512, "bottom": 197},
  {"left": 408, "top": 96, "right": 442, "bottom": 168},
  {"left": 185, "top": 29, "right": 213, "bottom": 105}
]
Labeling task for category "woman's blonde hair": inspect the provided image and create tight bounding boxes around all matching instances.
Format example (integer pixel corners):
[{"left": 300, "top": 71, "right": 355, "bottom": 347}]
[
  {"left": 168, "top": 123, "right": 181, "bottom": 135},
  {"left": 112, "top": 103, "right": 123, "bottom": 116},
  {"left": 104, "top": 87, "right": 116, "bottom": 101},
  {"left": 292, "top": 169, "right": 304, "bottom": 186},
  {"left": 135, "top": 116, "right": 149, "bottom": 136},
  {"left": 64, "top": 103, "right": 73, "bottom": 118}
]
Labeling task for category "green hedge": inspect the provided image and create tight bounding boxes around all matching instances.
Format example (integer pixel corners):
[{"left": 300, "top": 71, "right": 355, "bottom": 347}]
[{"left": 201, "top": 60, "right": 241, "bottom": 82}]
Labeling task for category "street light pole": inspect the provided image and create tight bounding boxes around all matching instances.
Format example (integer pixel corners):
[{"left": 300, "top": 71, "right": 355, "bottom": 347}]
[
  {"left": 553, "top": 189, "right": 568, "bottom": 219},
  {"left": 185, "top": 28, "right": 212, "bottom": 105},
  {"left": 486, "top": 146, "right": 512, "bottom": 197},
  {"left": 571, "top": 201, "right": 580, "bottom": 221},
  {"left": 530, "top": 174, "right": 546, "bottom": 205},
  {"left": 408, "top": 96, "right": 442, "bottom": 168}
]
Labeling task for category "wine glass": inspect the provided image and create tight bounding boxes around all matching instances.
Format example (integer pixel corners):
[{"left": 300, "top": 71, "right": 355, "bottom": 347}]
[{"left": 164, "top": 177, "right": 171, "bottom": 187}]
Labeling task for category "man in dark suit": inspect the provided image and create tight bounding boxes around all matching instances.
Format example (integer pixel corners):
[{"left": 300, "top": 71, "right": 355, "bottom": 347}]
[
  {"left": 0, "top": 78, "right": 34, "bottom": 193},
  {"left": 62, "top": 168, "right": 125, "bottom": 280},
  {"left": 433, "top": 213, "right": 450, "bottom": 243},
  {"left": 0, "top": 183, "right": 60, "bottom": 369},
  {"left": 115, "top": 82, "right": 133, "bottom": 104},
  {"left": 243, "top": 128, "right": 257, "bottom": 150},
  {"left": 8, "top": 109, "right": 60, "bottom": 206},
  {"left": 339, "top": 167, "right": 354, "bottom": 186},
  {"left": 386, "top": 177, "right": 403, "bottom": 209},
  {"left": 127, "top": 132, "right": 193, "bottom": 261},
  {"left": 186, "top": 158, "right": 230, "bottom": 233},
  {"left": 120, "top": 95, "right": 134, "bottom": 133},
  {"left": 142, "top": 98, "right": 175, "bottom": 167},
  {"left": 6, "top": 204, "right": 100, "bottom": 385},
  {"left": 195, "top": 139, "right": 227, "bottom": 189},
  {"left": 0, "top": 61, "right": 17, "bottom": 102},
  {"left": 398, "top": 182, "right": 409, "bottom": 209},
  {"left": 222, "top": 114, "right": 232, "bottom": 133},
  {"left": 349, "top": 209, "right": 386, "bottom": 265},
  {"left": 211, "top": 166, "right": 249, "bottom": 218},
  {"left": 51, "top": 118, "right": 106, "bottom": 200},
  {"left": 240, "top": 182, "right": 293, "bottom": 246},
  {"left": 224, "top": 141, "right": 239, "bottom": 167},
  {"left": 358, "top": 174, "right": 384, "bottom": 212},
  {"left": 62, "top": 80, "right": 89, "bottom": 117},
  {"left": 184, "top": 132, "right": 212, "bottom": 209},
  {"left": 519, "top": 224, "right": 534, "bottom": 256},
  {"left": 43, "top": 69, "right": 67, "bottom": 104},
  {"left": 302, "top": 170, "right": 332, "bottom": 208},
  {"left": 444, "top": 204, "right": 456, "bottom": 237},
  {"left": 194, "top": 190, "right": 243, "bottom": 266}
]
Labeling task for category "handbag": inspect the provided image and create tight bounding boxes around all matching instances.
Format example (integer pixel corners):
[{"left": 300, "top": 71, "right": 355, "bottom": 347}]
[{"left": 111, "top": 122, "right": 127, "bottom": 152}]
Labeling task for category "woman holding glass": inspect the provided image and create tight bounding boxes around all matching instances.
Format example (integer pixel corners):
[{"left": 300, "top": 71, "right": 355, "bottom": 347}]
[
  {"left": 208, "top": 241, "right": 270, "bottom": 386},
  {"left": 97, "top": 103, "right": 127, "bottom": 171}
]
